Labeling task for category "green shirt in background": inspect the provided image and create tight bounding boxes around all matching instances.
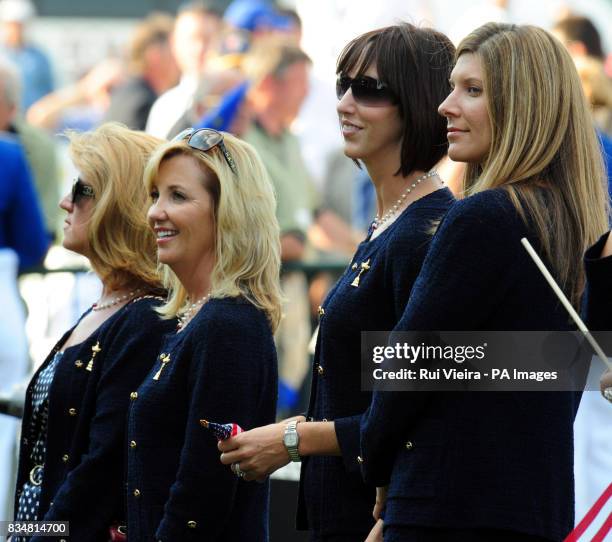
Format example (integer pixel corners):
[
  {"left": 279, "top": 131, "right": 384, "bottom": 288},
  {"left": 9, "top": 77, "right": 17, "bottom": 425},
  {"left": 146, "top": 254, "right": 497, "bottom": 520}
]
[
  {"left": 243, "top": 122, "right": 320, "bottom": 237},
  {"left": 14, "top": 118, "right": 61, "bottom": 239}
]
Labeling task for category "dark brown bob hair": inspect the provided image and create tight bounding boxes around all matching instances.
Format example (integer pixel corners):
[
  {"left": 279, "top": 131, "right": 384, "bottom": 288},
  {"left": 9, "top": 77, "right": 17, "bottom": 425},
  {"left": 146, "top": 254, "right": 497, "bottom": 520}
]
[{"left": 337, "top": 22, "right": 455, "bottom": 177}]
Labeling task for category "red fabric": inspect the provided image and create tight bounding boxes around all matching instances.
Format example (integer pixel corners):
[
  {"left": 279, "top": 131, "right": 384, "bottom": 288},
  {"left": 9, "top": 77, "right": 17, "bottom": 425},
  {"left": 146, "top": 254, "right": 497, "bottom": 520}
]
[{"left": 564, "top": 483, "right": 611, "bottom": 542}]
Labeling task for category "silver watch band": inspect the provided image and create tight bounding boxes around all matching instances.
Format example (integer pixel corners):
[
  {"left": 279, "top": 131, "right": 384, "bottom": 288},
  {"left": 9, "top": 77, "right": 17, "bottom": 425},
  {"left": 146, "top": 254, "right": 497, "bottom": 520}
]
[{"left": 284, "top": 420, "right": 301, "bottom": 462}]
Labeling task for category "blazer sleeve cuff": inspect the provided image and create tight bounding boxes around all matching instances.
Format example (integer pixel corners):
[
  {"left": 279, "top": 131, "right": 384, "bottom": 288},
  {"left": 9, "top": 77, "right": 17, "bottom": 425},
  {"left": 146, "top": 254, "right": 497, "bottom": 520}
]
[
  {"left": 359, "top": 410, "right": 393, "bottom": 487},
  {"left": 334, "top": 415, "right": 364, "bottom": 474}
]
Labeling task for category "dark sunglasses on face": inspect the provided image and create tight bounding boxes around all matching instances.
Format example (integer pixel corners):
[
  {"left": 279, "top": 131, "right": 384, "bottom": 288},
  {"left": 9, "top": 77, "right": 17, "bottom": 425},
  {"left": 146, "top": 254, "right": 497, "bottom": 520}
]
[
  {"left": 71, "top": 178, "right": 95, "bottom": 204},
  {"left": 336, "top": 74, "right": 398, "bottom": 107},
  {"left": 172, "top": 128, "right": 238, "bottom": 175}
]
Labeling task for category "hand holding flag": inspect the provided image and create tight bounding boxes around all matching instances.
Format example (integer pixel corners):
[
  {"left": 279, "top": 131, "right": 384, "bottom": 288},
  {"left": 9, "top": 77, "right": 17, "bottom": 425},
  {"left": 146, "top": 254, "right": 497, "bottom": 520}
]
[
  {"left": 200, "top": 419, "right": 243, "bottom": 440},
  {"left": 200, "top": 419, "right": 247, "bottom": 478}
]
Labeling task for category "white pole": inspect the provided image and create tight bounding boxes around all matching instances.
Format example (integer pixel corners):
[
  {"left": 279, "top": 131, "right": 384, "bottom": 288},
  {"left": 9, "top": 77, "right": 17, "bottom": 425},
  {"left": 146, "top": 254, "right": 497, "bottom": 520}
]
[{"left": 521, "top": 238, "right": 612, "bottom": 370}]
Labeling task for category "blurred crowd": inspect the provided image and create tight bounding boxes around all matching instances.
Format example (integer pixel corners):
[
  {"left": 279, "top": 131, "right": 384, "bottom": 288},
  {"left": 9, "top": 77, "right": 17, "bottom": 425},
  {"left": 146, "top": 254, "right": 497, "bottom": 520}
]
[
  {"left": 1, "top": 0, "right": 611, "bottom": 256},
  {"left": 0, "top": 0, "right": 611, "bottom": 527}
]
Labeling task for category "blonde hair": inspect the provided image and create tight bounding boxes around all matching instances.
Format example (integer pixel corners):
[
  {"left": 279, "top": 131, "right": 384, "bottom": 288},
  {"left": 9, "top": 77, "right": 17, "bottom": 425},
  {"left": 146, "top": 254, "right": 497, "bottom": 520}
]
[
  {"left": 144, "top": 131, "right": 282, "bottom": 331},
  {"left": 457, "top": 23, "right": 609, "bottom": 308},
  {"left": 67, "top": 122, "right": 164, "bottom": 291}
]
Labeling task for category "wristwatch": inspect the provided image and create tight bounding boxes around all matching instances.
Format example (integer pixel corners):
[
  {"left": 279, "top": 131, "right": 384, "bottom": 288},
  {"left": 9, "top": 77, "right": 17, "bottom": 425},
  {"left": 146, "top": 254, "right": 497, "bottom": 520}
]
[{"left": 283, "top": 420, "right": 301, "bottom": 462}]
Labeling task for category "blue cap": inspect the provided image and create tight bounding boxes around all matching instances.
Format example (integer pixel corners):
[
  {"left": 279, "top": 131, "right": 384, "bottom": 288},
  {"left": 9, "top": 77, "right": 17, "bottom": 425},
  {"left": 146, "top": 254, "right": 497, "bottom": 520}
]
[
  {"left": 224, "top": 0, "right": 293, "bottom": 32},
  {"left": 196, "top": 81, "right": 249, "bottom": 133}
]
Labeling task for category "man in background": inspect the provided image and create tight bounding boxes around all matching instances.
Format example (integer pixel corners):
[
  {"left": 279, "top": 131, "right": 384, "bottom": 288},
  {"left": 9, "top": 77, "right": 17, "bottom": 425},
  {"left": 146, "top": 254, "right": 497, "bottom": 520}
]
[
  {"left": 553, "top": 14, "right": 606, "bottom": 62},
  {"left": 0, "top": 0, "right": 53, "bottom": 110},
  {"left": 104, "top": 13, "right": 179, "bottom": 130},
  {"left": 243, "top": 40, "right": 358, "bottom": 413},
  {"left": 0, "top": 57, "right": 59, "bottom": 240},
  {"left": 552, "top": 14, "right": 612, "bottom": 139},
  {"left": 146, "top": 1, "right": 222, "bottom": 139},
  {"left": 243, "top": 41, "right": 315, "bottom": 261}
]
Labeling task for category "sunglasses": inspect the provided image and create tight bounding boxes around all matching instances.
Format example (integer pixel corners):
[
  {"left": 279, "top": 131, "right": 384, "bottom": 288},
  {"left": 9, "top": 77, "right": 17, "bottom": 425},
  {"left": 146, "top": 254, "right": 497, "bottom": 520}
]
[
  {"left": 336, "top": 75, "right": 398, "bottom": 107},
  {"left": 173, "top": 128, "right": 238, "bottom": 175},
  {"left": 71, "top": 178, "right": 95, "bottom": 204}
]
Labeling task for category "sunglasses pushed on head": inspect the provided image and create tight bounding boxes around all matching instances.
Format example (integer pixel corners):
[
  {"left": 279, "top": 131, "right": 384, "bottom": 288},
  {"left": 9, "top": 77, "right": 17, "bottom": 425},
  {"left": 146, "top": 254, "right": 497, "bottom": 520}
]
[{"left": 173, "top": 128, "right": 238, "bottom": 175}]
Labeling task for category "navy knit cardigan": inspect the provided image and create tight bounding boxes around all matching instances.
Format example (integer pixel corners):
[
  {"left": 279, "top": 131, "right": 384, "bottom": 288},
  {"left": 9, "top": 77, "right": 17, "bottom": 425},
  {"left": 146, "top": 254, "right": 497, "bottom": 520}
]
[
  {"left": 298, "top": 188, "right": 454, "bottom": 537},
  {"left": 361, "top": 189, "right": 582, "bottom": 542},
  {"left": 126, "top": 296, "right": 278, "bottom": 542},
  {"left": 16, "top": 295, "right": 175, "bottom": 542}
]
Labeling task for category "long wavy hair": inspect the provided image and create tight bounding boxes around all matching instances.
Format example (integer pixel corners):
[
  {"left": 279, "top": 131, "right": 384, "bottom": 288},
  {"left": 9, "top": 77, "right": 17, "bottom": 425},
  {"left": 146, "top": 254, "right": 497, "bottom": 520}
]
[
  {"left": 144, "top": 132, "right": 282, "bottom": 331},
  {"left": 457, "top": 23, "right": 609, "bottom": 308},
  {"left": 67, "top": 123, "right": 164, "bottom": 292}
]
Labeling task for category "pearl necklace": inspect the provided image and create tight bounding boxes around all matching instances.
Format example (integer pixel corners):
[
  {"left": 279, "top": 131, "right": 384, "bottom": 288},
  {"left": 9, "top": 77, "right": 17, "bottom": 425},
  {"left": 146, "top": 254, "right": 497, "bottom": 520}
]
[
  {"left": 178, "top": 293, "right": 212, "bottom": 330},
  {"left": 92, "top": 289, "right": 141, "bottom": 311},
  {"left": 372, "top": 170, "right": 439, "bottom": 231}
]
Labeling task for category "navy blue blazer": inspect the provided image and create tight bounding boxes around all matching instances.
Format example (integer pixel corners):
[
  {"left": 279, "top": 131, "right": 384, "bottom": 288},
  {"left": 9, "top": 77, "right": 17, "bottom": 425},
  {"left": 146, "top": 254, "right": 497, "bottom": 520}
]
[
  {"left": 361, "top": 189, "right": 582, "bottom": 542},
  {"left": 126, "top": 297, "right": 278, "bottom": 542},
  {"left": 15, "top": 295, "right": 174, "bottom": 542},
  {"left": 298, "top": 189, "right": 454, "bottom": 537},
  {"left": 584, "top": 231, "right": 612, "bottom": 331}
]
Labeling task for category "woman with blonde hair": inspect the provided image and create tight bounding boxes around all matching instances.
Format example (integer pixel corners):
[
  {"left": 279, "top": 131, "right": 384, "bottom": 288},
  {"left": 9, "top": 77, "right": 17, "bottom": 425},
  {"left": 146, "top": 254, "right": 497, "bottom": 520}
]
[
  {"left": 126, "top": 128, "right": 281, "bottom": 541},
  {"left": 360, "top": 23, "right": 609, "bottom": 541},
  {"left": 13, "top": 123, "right": 174, "bottom": 542}
]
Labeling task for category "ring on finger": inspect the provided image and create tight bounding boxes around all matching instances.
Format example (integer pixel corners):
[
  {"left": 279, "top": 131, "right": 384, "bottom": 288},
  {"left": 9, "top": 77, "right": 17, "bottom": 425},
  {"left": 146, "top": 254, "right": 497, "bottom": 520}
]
[{"left": 231, "top": 462, "right": 246, "bottom": 478}]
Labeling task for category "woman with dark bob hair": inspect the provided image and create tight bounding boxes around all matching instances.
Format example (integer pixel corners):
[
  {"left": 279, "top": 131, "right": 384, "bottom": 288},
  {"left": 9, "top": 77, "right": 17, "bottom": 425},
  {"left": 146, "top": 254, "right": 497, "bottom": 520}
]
[
  {"left": 12, "top": 123, "right": 175, "bottom": 542},
  {"left": 218, "top": 23, "right": 455, "bottom": 541},
  {"left": 360, "top": 23, "right": 609, "bottom": 541}
]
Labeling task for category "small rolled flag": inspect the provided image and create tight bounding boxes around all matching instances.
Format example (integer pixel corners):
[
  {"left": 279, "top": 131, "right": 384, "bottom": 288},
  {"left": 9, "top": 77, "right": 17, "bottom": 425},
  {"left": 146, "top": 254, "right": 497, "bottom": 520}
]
[{"left": 200, "top": 419, "right": 243, "bottom": 440}]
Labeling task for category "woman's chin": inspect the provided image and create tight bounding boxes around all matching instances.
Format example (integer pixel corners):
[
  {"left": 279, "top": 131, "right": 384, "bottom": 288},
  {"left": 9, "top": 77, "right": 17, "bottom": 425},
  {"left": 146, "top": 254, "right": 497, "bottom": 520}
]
[
  {"left": 156, "top": 250, "right": 179, "bottom": 270},
  {"left": 342, "top": 146, "right": 362, "bottom": 161},
  {"left": 62, "top": 239, "right": 84, "bottom": 257}
]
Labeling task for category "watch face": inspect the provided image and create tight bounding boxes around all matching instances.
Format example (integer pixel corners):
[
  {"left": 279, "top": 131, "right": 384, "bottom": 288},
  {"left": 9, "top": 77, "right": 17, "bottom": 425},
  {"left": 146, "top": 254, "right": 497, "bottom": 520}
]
[{"left": 285, "top": 433, "right": 298, "bottom": 447}]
